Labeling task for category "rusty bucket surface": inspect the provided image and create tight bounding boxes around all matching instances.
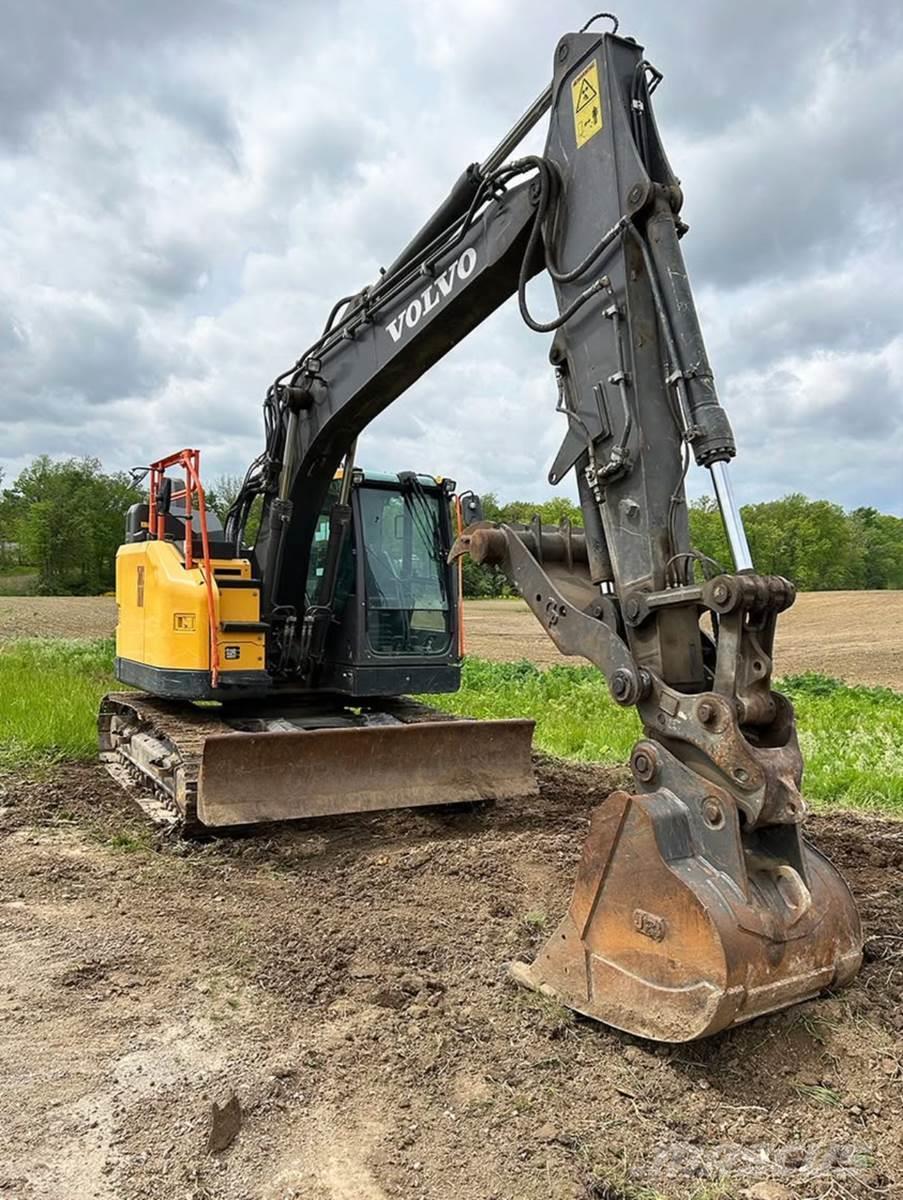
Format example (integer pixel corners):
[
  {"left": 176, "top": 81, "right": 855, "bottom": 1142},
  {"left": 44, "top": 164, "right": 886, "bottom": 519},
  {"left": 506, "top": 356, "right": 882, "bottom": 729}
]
[
  {"left": 196, "top": 717, "right": 537, "bottom": 827},
  {"left": 512, "top": 789, "right": 862, "bottom": 1042}
]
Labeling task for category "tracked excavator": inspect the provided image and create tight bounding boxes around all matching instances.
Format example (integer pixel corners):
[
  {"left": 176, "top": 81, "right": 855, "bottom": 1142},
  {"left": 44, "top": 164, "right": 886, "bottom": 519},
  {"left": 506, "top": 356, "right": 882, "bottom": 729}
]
[{"left": 100, "top": 15, "right": 862, "bottom": 1042}]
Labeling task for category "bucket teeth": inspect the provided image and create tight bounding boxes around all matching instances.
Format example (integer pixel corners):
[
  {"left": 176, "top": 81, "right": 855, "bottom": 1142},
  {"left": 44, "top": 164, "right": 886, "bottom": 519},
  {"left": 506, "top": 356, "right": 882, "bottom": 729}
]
[{"left": 512, "top": 789, "right": 862, "bottom": 1043}]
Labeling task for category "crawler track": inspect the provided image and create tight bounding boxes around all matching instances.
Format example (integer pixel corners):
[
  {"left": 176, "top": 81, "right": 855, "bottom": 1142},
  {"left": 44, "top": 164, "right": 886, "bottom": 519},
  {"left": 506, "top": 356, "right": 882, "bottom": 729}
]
[{"left": 99, "top": 692, "right": 231, "bottom": 833}]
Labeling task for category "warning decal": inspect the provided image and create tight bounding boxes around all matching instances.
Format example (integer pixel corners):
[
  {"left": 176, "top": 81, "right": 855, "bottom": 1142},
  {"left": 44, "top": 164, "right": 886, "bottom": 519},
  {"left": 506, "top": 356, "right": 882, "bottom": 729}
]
[
  {"left": 571, "top": 60, "right": 603, "bottom": 148},
  {"left": 575, "top": 76, "right": 597, "bottom": 111}
]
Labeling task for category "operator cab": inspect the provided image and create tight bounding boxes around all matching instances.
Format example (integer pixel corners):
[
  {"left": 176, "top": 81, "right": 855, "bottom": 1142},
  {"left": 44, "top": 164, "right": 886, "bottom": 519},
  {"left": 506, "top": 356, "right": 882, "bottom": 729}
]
[{"left": 306, "top": 470, "right": 463, "bottom": 696}]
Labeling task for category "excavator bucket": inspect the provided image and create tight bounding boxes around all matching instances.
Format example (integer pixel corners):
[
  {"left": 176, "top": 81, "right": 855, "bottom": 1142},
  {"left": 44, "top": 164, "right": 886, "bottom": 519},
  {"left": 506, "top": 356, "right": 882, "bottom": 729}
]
[
  {"left": 512, "top": 788, "right": 863, "bottom": 1042},
  {"left": 196, "top": 717, "right": 537, "bottom": 826}
]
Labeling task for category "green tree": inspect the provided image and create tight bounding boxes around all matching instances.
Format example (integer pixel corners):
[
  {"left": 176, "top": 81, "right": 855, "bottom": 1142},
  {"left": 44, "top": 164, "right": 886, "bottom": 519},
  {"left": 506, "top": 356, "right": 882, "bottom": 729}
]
[
  {"left": 691, "top": 493, "right": 887, "bottom": 590},
  {"left": 206, "top": 474, "right": 243, "bottom": 522},
  {"left": 741, "top": 494, "right": 855, "bottom": 590},
  {"left": 10, "top": 456, "right": 141, "bottom": 594},
  {"left": 207, "top": 473, "right": 263, "bottom": 546},
  {"left": 688, "top": 495, "right": 731, "bottom": 572},
  {"left": 0, "top": 469, "right": 11, "bottom": 566}
]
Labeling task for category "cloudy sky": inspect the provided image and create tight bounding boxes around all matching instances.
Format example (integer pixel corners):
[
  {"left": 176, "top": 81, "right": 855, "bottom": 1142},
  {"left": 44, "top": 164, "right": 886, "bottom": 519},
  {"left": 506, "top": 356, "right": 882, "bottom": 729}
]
[{"left": 1, "top": 0, "right": 901, "bottom": 514}]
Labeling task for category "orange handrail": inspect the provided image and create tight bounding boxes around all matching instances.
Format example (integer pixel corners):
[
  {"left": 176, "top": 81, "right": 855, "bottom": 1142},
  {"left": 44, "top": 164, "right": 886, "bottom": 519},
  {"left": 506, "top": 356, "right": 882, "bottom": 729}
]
[
  {"left": 147, "top": 449, "right": 221, "bottom": 689},
  {"left": 453, "top": 493, "right": 466, "bottom": 658}
]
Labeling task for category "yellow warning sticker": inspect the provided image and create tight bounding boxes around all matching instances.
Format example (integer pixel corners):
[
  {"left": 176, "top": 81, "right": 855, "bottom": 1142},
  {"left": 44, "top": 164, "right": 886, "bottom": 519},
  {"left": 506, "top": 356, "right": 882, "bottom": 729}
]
[{"left": 571, "top": 60, "right": 603, "bottom": 148}]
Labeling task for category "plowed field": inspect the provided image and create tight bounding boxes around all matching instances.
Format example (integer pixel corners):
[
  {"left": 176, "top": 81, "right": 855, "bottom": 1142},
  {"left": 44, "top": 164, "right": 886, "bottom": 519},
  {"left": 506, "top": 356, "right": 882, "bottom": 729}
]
[
  {"left": 1, "top": 591, "right": 901, "bottom": 686},
  {"left": 466, "top": 592, "right": 903, "bottom": 688}
]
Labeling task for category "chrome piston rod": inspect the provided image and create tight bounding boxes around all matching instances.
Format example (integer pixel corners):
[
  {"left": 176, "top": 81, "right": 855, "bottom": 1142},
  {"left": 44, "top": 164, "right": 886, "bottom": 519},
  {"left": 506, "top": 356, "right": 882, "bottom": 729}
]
[
  {"left": 710, "top": 461, "right": 753, "bottom": 571},
  {"left": 480, "top": 85, "right": 553, "bottom": 174}
]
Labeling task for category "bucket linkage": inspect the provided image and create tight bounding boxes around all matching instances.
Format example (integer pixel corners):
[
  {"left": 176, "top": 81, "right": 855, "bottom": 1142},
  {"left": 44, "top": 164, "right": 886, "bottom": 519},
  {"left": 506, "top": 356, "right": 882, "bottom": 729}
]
[{"left": 453, "top": 525, "right": 863, "bottom": 1042}]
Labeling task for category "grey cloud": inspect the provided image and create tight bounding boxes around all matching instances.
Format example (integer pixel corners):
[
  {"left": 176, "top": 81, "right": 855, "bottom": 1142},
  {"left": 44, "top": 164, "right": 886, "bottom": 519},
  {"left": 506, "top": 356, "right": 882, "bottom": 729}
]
[
  {"left": 0, "top": 0, "right": 289, "bottom": 146},
  {"left": 0, "top": 301, "right": 201, "bottom": 416},
  {"left": 126, "top": 238, "right": 213, "bottom": 304},
  {"left": 148, "top": 69, "right": 242, "bottom": 163},
  {"left": 0, "top": 0, "right": 901, "bottom": 519}
]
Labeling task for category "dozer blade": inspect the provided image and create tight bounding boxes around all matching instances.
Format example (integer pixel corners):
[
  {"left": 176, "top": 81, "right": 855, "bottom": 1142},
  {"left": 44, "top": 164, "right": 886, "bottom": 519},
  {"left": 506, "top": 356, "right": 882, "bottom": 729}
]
[
  {"left": 196, "top": 718, "right": 537, "bottom": 827},
  {"left": 512, "top": 789, "right": 862, "bottom": 1043}
]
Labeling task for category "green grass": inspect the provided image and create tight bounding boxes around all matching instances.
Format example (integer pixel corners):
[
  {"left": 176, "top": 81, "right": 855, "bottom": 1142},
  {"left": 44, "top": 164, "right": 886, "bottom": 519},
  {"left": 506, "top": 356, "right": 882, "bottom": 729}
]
[
  {"left": 781, "top": 673, "right": 903, "bottom": 811},
  {"left": 429, "top": 658, "right": 643, "bottom": 764},
  {"left": 0, "top": 638, "right": 116, "bottom": 767},
  {"left": 425, "top": 659, "right": 903, "bottom": 814},
  {"left": 0, "top": 568, "right": 39, "bottom": 595},
  {"left": 1, "top": 639, "right": 900, "bottom": 814}
]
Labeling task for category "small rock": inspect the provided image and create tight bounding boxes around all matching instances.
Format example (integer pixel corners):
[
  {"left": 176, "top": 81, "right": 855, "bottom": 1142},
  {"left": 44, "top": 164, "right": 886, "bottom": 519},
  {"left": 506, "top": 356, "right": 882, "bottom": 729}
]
[
  {"left": 348, "top": 960, "right": 381, "bottom": 980},
  {"left": 207, "top": 1093, "right": 242, "bottom": 1153},
  {"left": 743, "top": 1183, "right": 799, "bottom": 1200},
  {"left": 370, "top": 987, "right": 407, "bottom": 1010}
]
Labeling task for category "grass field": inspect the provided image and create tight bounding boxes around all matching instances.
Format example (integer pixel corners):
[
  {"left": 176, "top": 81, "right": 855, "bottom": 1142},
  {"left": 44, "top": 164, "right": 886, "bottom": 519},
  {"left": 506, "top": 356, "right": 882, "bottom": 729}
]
[
  {"left": 0, "top": 638, "right": 116, "bottom": 768},
  {"left": 2, "top": 637, "right": 901, "bottom": 813},
  {"left": 430, "top": 659, "right": 903, "bottom": 813},
  {"left": 0, "top": 568, "right": 39, "bottom": 596}
]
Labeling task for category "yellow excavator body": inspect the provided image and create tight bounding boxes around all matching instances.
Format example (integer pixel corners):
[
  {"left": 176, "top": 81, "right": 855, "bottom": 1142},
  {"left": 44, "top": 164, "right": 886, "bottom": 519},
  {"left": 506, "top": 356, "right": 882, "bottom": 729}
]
[{"left": 115, "top": 540, "right": 265, "bottom": 681}]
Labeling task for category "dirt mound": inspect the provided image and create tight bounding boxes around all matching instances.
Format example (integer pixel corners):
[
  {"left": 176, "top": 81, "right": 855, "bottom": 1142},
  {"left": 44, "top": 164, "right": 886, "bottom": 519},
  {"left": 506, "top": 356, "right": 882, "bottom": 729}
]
[{"left": 0, "top": 759, "right": 900, "bottom": 1199}]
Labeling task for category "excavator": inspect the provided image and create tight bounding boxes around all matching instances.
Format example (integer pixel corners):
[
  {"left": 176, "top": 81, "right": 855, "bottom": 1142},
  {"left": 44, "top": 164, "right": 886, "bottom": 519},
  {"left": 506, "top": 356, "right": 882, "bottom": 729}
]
[{"left": 99, "top": 15, "right": 862, "bottom": 1042}]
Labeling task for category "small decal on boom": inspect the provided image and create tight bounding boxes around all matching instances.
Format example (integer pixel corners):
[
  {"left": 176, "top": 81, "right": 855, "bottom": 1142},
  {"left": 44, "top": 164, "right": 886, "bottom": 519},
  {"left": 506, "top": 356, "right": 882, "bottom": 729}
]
[
  {"left": 384, "top": 248, "right": 477, "bottom": 343},
  {"left": 572, "top": 60, "right": 603, "bottom": 148}
]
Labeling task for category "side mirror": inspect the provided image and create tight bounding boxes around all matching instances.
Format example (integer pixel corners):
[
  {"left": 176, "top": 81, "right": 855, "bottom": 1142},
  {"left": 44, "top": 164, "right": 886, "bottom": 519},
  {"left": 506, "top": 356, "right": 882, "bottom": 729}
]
[
  {"left": 460, "top": 491, "right": 484, "bottom": 524},
  {"left": 156, "top": 476, "right": 173, "bottom": 515}
]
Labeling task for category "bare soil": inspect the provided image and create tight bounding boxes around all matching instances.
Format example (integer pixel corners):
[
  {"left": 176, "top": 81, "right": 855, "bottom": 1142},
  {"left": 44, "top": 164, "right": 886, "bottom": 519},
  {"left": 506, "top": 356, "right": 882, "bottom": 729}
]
[
  {"left": 1, "top": 760, "right": 900, "bottom": 1199},
  {"left": 0, "top": 595, "right": 116, "bottom": 641},
  {"left": 466, "top": 592, "right": 903, "bottom": 689},
  {"left": 3, "top": 591, "right": 900, "bottom": 688}
]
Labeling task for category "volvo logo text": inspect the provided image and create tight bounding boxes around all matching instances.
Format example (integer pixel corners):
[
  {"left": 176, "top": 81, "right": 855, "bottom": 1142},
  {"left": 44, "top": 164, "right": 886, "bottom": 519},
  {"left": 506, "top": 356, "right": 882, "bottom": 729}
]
[{"left": 384, "top": 248, "right": 477, "bottom": 344}]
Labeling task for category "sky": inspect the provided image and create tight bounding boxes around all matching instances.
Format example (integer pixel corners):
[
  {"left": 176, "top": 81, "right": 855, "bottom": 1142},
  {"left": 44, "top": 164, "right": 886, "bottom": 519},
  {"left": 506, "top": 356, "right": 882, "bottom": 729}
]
[{"left": 1, "top": 0, "right": 901, "bottom": 515}]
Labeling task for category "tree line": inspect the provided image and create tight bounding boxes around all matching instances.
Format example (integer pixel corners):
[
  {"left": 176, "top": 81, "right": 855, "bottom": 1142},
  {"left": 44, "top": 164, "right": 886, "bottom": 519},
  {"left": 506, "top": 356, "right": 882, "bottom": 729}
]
[
  {"left": 460, "top": 492, "right": 903, "bottom": 596},
  {"left": 0, "top": 456, "right": 900, "bottom": 595},
  {"left": 0, "top": 457, "right": 239, "bottom": 595}
]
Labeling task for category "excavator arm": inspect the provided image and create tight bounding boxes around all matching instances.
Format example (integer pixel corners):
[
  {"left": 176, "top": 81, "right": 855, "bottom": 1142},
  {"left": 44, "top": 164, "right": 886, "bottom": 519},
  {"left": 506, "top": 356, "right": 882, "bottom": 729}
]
[{"left": 224, "top": 18, "right": 861, "bottom": 1040}]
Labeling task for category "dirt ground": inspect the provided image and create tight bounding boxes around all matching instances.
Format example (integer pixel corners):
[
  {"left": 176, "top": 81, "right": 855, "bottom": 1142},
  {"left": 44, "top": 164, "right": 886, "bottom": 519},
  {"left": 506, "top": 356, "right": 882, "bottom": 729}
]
[
  {"left": 466, "top": 593, "right": 903, "bottom": 689},
  {"left": 0, "top": 595, "right": 116, "bottom": 641},
  {"left": 2, "top": 591, "right": 901, "bottom": 688},
  {"left": 0, "top": 759, "right": 901, "bottom": 1200}
]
